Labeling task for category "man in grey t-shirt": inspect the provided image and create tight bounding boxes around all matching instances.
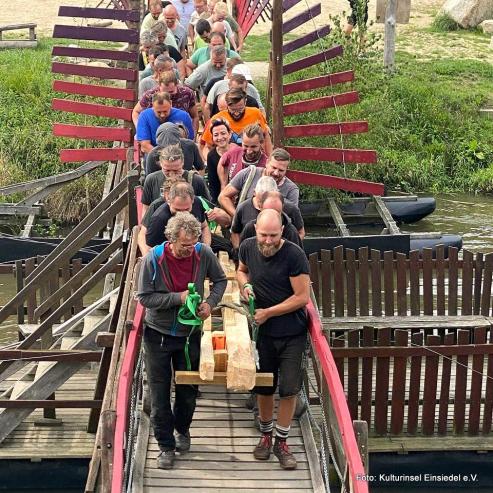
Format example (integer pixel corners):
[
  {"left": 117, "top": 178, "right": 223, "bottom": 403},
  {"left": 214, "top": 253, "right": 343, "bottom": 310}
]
[
  {"left": 218, "top": 148, "right": 299, "bottom": 219},
  {"left": 184, "top": 45, "right": 227, "bottom": 94}
]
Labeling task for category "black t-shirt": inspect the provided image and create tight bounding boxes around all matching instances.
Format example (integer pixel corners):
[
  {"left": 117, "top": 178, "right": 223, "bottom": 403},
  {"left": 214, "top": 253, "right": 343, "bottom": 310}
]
[
  {"left": 206, "top": 147, "right": 221, "bottom": 204},
  {"left": 211, "top": 94, "right": 259, "bottom": 120},
  {"left": 142, "top": 170, "right": 211, "bottom": 206},
  {"left": 203, "top": 76, "right": 224, "bottom": 97},
  {"left": 146, "top": 140, "right": 205, "bottom": 175},
  {"left": 146, "top": 197, "right": 206, "bottom": 247},
  {"left": 238, "top": 237, "right": 309, "bottom": 337},
  {"left": 142, "top": 197, "right": 165, "bottom": 228},
  {"left": 139, "top": 44, "right": 182, "bottom": 70},
  {"left": 240, "top": 213, "right": 303, "bottom": 248},
  {"left": 231, "top": 198, "right": 304, "bottom": 234}
]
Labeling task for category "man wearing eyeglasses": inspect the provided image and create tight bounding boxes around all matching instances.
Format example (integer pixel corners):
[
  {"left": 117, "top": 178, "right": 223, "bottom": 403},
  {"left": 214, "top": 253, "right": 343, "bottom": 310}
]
[{"left": 200, "top": 87, "right": 272, "bottom": 158}]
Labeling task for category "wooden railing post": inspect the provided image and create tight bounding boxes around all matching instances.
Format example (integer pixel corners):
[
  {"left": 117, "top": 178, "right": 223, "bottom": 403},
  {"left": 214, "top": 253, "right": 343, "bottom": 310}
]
[{"left": 14, "top": 260, "right": 24, "bottom": 328}]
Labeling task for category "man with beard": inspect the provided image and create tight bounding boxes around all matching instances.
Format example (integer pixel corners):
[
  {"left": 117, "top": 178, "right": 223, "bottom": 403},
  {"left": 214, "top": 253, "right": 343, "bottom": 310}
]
[
  {"left": 217, "top": 123, "right": 267, "bottom": 190},
  {"left": 137, "top": 212, "right": 227, "bottom": 469},
  {"left": 200, "top": 88, "right": 272, "bottom": 158},
  {"left": 218, "top": 148, "right": 299, "bottom": 219},
  {"left": 136, "top": 92, "right": 195, "bottom": 153},
  {"left": 236, "top": 209, "right": 310, "bottom": 470}
]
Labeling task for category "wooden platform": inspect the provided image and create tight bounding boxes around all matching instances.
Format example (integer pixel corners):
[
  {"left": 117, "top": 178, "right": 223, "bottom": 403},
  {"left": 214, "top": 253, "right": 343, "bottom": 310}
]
[
  {"left": 137, "top": 385, "right": 324, "bottom": 492},
  {"left": 0, "top": 365, "right": 98, "bottom": 460}
]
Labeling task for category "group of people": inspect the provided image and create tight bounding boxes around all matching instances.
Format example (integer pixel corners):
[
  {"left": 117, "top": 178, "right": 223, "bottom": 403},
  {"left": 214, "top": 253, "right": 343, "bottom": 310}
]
[{"left": 134, "top": 0, "right": 310, "bottom": 475}]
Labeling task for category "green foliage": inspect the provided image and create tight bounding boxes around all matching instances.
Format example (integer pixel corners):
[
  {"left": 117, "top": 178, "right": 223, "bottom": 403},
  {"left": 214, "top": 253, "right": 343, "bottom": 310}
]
[{"left": 431, "top": 13, "right": 461, "bottom": 32}]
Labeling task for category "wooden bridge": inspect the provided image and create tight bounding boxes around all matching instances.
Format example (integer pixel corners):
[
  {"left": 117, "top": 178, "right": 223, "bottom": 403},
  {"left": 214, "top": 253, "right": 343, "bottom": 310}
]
[{"left": 1, "top": 0, "right": 492, "bottom": 492}]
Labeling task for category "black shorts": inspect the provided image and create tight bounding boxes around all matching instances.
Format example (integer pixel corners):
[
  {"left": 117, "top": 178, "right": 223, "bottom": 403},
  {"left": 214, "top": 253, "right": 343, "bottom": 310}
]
[{"left": 254, "top": 331, "right": 307, "bottom": 398}]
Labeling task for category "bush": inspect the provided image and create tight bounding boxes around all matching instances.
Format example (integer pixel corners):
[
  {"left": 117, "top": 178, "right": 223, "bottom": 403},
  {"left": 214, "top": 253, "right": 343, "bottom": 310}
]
[{"left": 431, "top": 13, "right": 461, "bottom": 32}]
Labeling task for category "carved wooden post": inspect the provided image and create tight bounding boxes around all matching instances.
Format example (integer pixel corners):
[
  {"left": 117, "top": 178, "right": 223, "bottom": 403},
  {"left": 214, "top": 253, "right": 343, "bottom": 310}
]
[{"left": 271, "top": 0, "right": 284, "bottom": 147}]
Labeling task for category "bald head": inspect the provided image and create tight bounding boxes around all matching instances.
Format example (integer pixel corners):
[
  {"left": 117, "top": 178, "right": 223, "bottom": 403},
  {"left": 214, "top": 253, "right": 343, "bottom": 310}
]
[
  {"left": 255, "top": 209, "right": 283, "bottom": 257},
  {"left": 211, "top": 21, "right": 226, "bottom": 34},
  {"left": 257, "top": 209, "right": 282, "bottom": 230},
  {"left": 260, "top": 191, "right": 284, "bottom": 214}
]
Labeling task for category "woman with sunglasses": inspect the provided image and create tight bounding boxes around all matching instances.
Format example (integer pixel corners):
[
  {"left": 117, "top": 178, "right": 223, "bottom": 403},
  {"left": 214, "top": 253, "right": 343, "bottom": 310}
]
[{"left": 207, "top": 118, "right": 235, "bottom": 203}]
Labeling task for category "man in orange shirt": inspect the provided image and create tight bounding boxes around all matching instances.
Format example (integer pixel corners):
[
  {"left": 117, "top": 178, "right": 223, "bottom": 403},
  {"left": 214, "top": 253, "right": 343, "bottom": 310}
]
[{"left": 200, "top": 88, "right": 272, "bottom": 158}]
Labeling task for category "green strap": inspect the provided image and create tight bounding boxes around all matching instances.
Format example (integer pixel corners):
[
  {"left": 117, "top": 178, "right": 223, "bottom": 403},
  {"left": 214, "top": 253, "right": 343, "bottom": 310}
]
[
  {"left": 177, "top": 283, "right": 203, "bottom": 371},
  {"left": 198, "top": 196, "right": 217, "bottom": 232}
]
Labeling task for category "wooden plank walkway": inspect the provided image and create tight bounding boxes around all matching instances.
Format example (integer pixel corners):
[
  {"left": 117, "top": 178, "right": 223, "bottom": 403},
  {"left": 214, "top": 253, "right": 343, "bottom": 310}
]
[
  {"left": 0, "top": 365, "right": 98, "bottom": 459},
  {"left": 140, "top": 385, "right": 323, "bottom": 492}
]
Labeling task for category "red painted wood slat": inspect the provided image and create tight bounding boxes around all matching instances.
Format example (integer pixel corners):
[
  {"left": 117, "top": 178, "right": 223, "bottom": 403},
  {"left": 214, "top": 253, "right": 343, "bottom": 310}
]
[
  {"left": 243, "top": 0, "right": 271, "bottom": 35},
  {"left": 53, "top": 124, "right": 132, "bottom": 142},
  {"left": 52, "top": 62, "right": 137, "bottom": 81},
  {"left": 52, "top": 80, "right": 136, "bottom": 101},
  {"left": 53, "top": 25, "right": 139, "bottom": 44},
  {"left": 58, "top": 6, "right": 140, "bottom": 22},
  {"left": 283, "top": 71, "right": 354, "bottom": 95},
  {"left": 285, "top": 146, "right": 378, "bottom": 164},
  {"left": 283, "top": 45, "right": 343, "bottom": 75},
  {"left": 52, "top": 99, "right": 133, "bottom": 121},
  {"left": 60, "top": 148, "right": 128, "bottom": 163},
  {"left": 282, "top": 4, "right": 321, "bottom": 34},
  {"left": 284, "top": 121, "right": 368, "bottom": 138},
  {"left": 52, "top": 45, "right": 138, "bottom": 63},
  {"left": 238, "top": 0, "right": 260, "bottom": 26},
  {"left": 283, "top": 26, "right": 331, "bottom": 54},
  {"left": 286, "top": 169, "right": 384, "bottom": 195},
  {"left": 283, "top": 91, "right": 359, "bottom": 116}
]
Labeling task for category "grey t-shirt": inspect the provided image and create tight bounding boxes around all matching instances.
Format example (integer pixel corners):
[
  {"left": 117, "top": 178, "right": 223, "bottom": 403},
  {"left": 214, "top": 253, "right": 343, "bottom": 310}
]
[
  {"left": 171, "top": 23, "right": 188, "bottom": 52},
  {"left": 185, "top": 61, "right": 227, "bottom": 92},
  {"left": 207, "top": 80, "right": 264, "bottom": 110},
  {"left": 142, "top": 170, "right": 211, "bottom": 206},
  {"left": 229, "top": 167, "right": 300, "bottom": 206},
  {"left": 231, "top": 197, "right": 304, "bottom": 233}
]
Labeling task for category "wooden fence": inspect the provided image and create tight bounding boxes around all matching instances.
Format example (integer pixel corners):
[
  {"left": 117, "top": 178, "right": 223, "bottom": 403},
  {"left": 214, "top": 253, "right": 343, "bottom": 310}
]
[{"left": 309, "top": 245, "right": 493, "bottom": 318}]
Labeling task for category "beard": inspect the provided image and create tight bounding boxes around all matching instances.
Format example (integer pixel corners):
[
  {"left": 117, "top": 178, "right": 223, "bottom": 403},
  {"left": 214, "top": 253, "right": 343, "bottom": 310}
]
[
  {"left": 257, "top": 241, "right": 282, "bottom": 257},
  {"left": 229, "top": 111, "right": 245, "bottom": 121}
]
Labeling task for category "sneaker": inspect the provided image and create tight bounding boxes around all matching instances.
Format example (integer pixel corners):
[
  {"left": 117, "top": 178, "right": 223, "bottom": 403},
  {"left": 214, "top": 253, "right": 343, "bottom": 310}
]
[
  {"left": 175, "top": 432, "right": 191, "bottom": 453},
  {"left": 245, "top": 392, "right": 256, "bottom": 410},
  {"left": 253, "top": 433, "right": 272, "bottom": 460},
  {"left": 157, "top": 450, "right": 175, "bottom": 469},
  {"left": 273, "top": 439, "right": 297, "bottom": 470}
]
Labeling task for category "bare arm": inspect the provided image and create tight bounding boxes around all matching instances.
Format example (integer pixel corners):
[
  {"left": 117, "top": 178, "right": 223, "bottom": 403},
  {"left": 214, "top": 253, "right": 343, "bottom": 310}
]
[
  {"left": 218, "top": 184, "right": 239, "bottom": 218},
  {"left": 236, "top": 260, "right": 251, "bottom": 299},
  {"left": 231, "top": 232, "right": 240, "bottom": 249},
  {"left": 236, "top": 25, "right": 244, "bottom": 52},
  {"left": 189, "top": 105, "right": 200, "bottom": 135},
  {"left": 201, "top": 220, "right": 212, "bottom": 245},
  {"left": 200, "top": 95, "right": 210, "bottom": 121},
  {"left": 298, "top": 227, "right": 306, "bottom": 240},
  {"left": 132, "top": 102, "right": 143, "bottom": 127},
  {"left": 263, "top": 130, "right": 273, "bottom": 156},
  {"left": 207, "top": 207, "right": 231, "bottom": 227},
  {"left": 186, "top": 59, "right": 197, "bottom": 70},
  {"left": 139, "top": 140, "right": 154, "bottom": 154},
  {"left": 137, "top": 225, "right": 151, "bottom": 257},
  {"left": 177, "top": 59, "right": 187, "bottom": 80},
  {"left": 217, "top": 156, "right": 228, "bottom": 189}
]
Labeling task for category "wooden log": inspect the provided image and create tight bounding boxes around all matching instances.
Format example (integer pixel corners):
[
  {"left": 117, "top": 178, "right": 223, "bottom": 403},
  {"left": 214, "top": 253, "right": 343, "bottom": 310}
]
[
  {"left": 53, "top": 80, "right": 136, "bottom": 101},
  {"left": 284, "top": 121, "right": 368, "bottom": 138},
  {"left": 283, "top": 91, "right": 359, "bottom": 116},
  {"left": 285, "top": 146, "right": 377, "bottom": 164},
  {"left": 52, "top": 98, "right": 133, "bottom": 121},
  {"left": 283, "top": 70, "right": 354, "bottom": 95},
  {"left": 282, "top": 25, "right": 330, "bottom": 54},
  {"left": 52, "top": 62, "right": 137, "bottom": 81},
  {"left": 58, "top": 6, "right": 140, "bottom": 22},
  {"left": 283, "top": 45, "right": 343, "bottom": 74},
  {"left": 60, "top": 148, "right": 128, "bottom": 163},
  {"left": 286, "top": 169, "right": 384, "bottom": 195},
  {"left": 199, "top": 317, "right": 215, "bottom": 380},
  {"left": 53, "top": 124, "right": 132, "bottom": 142},
  {"left": 175, "top": 371, "right": 273, "bottom": 386},
  {"left": 52, "top": 45, "right": 138, "bottom": 63},
  {"left": 52, "top": 25, "right": 139, "bottom": 44},
  {"left": 282, "top": 4, "right": 321, "bottom": 34}
]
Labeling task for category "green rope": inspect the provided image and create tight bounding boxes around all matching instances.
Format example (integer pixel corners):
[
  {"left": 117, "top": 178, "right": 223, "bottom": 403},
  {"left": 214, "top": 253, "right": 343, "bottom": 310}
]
[
  {"left": 244, "top": 283, "right": 260, "bottom": 369},
  {"left": 177, "top": 283, "right": 203, "bottom": 371},
  {"left": 198, "top": 196, "right": 217, "bottom": 232}
]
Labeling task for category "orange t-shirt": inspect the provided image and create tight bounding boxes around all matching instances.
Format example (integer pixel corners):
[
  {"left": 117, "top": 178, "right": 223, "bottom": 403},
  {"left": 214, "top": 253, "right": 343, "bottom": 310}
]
[{"left": 200, "top": 107, "right": 269, "bottom": 146}]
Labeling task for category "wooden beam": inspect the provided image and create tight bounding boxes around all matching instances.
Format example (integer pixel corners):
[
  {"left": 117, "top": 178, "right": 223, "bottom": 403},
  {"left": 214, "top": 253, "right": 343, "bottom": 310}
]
[
  {"left": 282, "top": 4, "right": 321, "bottom": 34},
  {"left": 52, "top": 98, "right": 133, "bottom": 120},
  {"left": 282, "top": 0, "right": 302, "bottom": 12},
  {"left": 328, "top": 199, "right": 350, "bottom": 236},
  {"left": 199, "top": 317, "right": 215, "bottom": 380},
  {"left": 0, "top": 349, "right": 102, "bottom": 361},
  {"left": 0, "top": 399, "right": 102, "bottom": 408},
  {"left": 284, "top": 121, "right": 368, "bottom": 138},
  {"left": 286, "top": 169, "right": 384, "bottom": 195},
  {"left": 0, "top": 204, "right": 41, "bottom": 215},
  {"left": 52, "top": 62, "right": 137, "bottom": 81},
  {"left": 283, "top": 45, "right": 343, "bottom": 74},
  {"left": 283, "top": 91, "right": 359, "bottom": 116},
  {"left": 285, "top": 146, "right": 377, "bottom": 164},
  {"left": 52, "top": 45, "right": 138, "bottom": 63},
  {"left": 96, "top": 332, "right": 116, "bottom": 348},
  {"left": 53, "top": 80, "right": 136, "bottom": 100},
  {"left": 283, "top": 25, "right": 330, "bottom": 54},
  {"left": 53, "top": 124, "right": 132, "bottom": 142},
  {"left": 175, "top": 371, "right": 273, "bottom": 386},
  {"left": 271, "top": 0, "right": 284, "bottom": 147},
  {"left": 58, "top": 6, "right": 140, "bottom": 22},
  {"left": 52, "top": 24, "right": 139, "bottom": 44},
  {"left": 283, "top": 70, "right": 354, "bottom": 95},
  {"left": 60, "top": 148, "right": 128, "bottom": 163},
  {"left": 374, "top": 196, "right": 401, "bottom": 235}
]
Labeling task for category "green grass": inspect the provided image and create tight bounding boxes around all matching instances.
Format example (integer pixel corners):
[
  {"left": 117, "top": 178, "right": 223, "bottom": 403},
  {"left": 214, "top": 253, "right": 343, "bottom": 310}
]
[{"left": 431, "top": 13, "right": 461, "bottom": 32}]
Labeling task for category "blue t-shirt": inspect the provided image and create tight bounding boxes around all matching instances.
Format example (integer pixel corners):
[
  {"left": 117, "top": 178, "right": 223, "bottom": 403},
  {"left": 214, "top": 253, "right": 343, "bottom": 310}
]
[{"left": 136, "top": 107, "right": 194, "bottom": 145}]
